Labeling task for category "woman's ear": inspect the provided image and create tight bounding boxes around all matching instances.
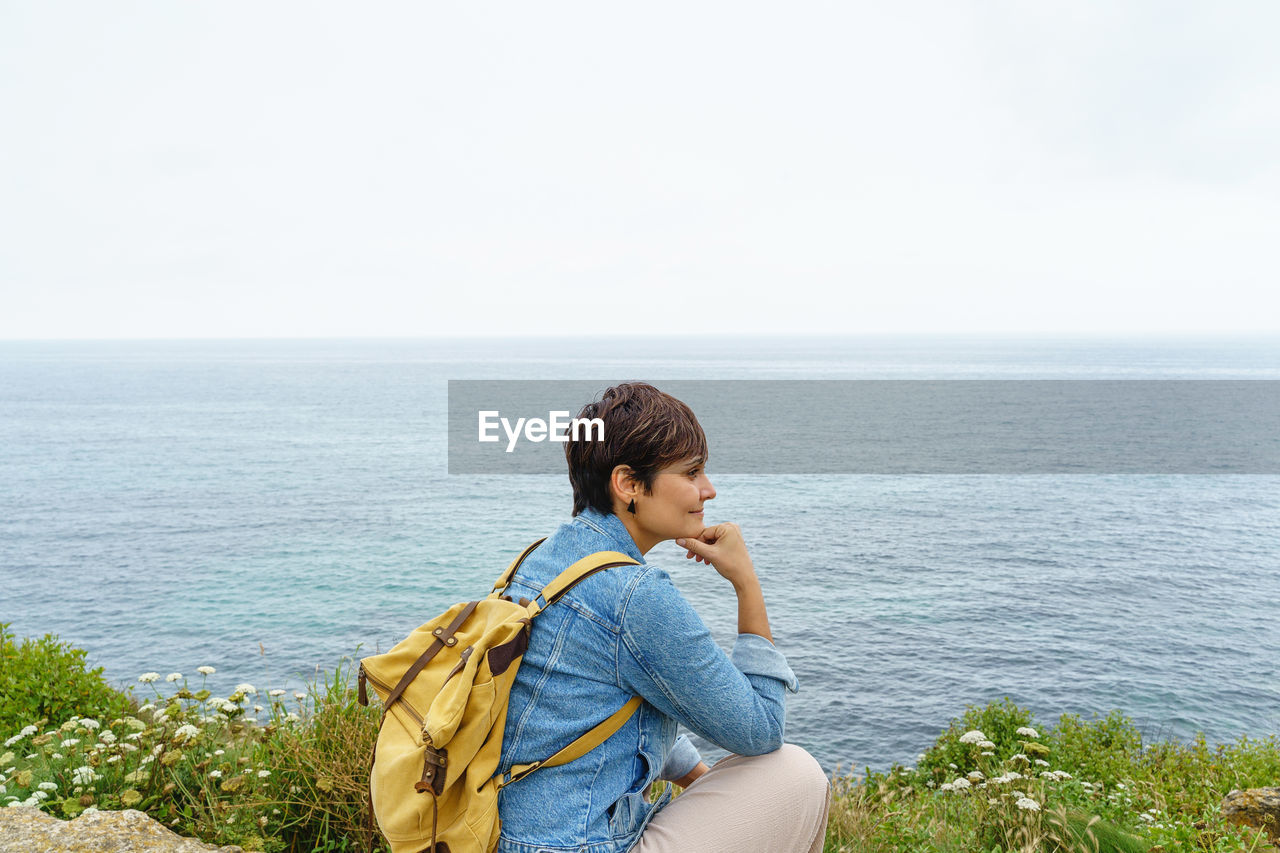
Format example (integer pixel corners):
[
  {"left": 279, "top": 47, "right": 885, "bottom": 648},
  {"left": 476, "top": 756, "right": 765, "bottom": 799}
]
[{"left": 609, "top": 464, "right": 639, "bottom": 510}]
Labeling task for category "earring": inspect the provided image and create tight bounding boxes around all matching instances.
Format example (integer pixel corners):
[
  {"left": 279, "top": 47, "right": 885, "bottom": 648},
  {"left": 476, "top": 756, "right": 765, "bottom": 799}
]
[{"left": 627, "top": 499, "right": 636, "bottom": 514}]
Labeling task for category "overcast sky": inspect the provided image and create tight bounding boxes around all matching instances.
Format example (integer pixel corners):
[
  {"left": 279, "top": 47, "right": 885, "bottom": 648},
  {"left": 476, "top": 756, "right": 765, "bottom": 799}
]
[{"left": 2, "top": 2, "right": 1278, "bottom": 339}]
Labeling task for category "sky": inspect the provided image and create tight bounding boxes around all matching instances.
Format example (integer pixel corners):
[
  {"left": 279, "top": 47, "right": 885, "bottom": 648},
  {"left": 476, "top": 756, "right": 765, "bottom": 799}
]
[{"left": 1, "top": 1, "right": 1278, "bottom": 339}]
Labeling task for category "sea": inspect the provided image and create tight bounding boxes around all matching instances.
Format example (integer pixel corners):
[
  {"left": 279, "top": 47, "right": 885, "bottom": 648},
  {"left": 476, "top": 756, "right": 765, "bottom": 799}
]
[{"left": 2, "top": 335, "right": 1278, "bottom": 775}]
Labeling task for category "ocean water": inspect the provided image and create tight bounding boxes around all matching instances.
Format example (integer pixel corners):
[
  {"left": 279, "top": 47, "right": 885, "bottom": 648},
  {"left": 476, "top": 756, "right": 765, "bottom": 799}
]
[{"left": 2, "top": 336, "right": 1278, "bottom": 774}]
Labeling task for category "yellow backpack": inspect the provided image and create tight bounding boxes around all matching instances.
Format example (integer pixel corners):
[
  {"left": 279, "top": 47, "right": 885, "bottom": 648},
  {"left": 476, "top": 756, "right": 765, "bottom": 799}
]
[{"left": 358, "top": 540, "right": 643, "bottom": 853}]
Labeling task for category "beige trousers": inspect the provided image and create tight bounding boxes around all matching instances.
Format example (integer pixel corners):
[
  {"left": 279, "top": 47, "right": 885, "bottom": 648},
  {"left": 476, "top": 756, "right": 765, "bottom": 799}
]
[{"left": 634, "top": 744, "right": 831, "bottom": 853}]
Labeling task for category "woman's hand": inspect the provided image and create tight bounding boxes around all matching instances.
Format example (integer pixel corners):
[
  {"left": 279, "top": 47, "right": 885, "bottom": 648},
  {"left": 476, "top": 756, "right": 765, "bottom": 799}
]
[
  {"left": 676, "top": 523, "right": 773, "bottom": 643},
  {"left": 676, "top": 523, "right": 757, "bottom": 590}
]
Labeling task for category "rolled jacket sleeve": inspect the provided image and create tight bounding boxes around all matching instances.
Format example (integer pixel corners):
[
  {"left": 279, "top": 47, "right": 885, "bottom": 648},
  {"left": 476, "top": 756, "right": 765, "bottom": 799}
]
[
  {"left": 657, "top": 734, "right": 702, "bottom": 781},
  {"left": 617, "top": 566, "right": 798, "bottom": 756},
  {"left": 732, "top": 633, "right": 800, "bottom": 693}
]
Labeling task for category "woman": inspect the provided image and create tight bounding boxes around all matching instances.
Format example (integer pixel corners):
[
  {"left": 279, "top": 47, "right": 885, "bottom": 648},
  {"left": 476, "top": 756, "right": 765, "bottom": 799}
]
[{"left": 494, "top": 382, "right": 830, "bottom": 853}]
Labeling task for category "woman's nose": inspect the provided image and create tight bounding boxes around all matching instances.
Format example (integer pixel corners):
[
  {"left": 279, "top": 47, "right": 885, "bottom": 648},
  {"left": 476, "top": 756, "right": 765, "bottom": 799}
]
[{"left": 701, "top": 476, "right": 716, "bottom": 500}]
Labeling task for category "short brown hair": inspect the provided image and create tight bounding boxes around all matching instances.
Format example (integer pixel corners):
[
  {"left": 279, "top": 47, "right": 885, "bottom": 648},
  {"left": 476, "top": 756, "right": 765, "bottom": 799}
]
[{"left": 566, "top": 382, "right": 708, "bottom": 516}]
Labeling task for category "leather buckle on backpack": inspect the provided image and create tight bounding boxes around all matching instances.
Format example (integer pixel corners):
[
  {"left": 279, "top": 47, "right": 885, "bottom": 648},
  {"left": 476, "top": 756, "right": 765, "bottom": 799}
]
[{"left": 415, "top": 746, "right": 448, "bottom": 796}]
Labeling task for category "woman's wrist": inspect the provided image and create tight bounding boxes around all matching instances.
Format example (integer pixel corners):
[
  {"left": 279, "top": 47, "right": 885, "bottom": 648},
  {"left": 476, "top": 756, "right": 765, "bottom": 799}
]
[{"left": 674, "top": 761, "right": 710, "bottom": 788}]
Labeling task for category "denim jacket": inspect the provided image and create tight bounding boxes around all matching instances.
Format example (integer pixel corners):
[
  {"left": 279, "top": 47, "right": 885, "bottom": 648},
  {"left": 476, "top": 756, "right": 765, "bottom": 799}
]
[{"left": 495, "top": 507, "right": 800, "bottom": 853}]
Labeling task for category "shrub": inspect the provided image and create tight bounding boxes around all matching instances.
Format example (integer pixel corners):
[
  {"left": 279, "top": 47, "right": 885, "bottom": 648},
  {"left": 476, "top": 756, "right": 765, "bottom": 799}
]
[
  {"left": 0, "top": 623, "right": 133, "bottom": 735},
  {"left": 1049, "top": 710, "right": 1143, "bottom": 787},
  {"left": 918, "top": 696, "right": 1038, "bottom": 780}
]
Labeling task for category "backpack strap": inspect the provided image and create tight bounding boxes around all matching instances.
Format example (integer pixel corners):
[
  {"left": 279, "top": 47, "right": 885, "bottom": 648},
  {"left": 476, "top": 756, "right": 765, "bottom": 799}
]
[
  {"left": 495, "top": 548, "right": 645, "bottom": 789},
  {"left": 497, "top": 696, "right": 643, "bottom": 789},
  {"left": 525, "top": 550, "right": 638, "bottom": 617},
  {"left": 489, "top": 538, "right": 546, "bottom": 597}
]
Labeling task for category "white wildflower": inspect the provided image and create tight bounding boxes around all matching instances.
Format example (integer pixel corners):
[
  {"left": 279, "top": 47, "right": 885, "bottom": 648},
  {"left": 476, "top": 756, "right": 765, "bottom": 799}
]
[
  {"left": 138, "top": 703, "right": 156, "bottom": 714},
  {"left": 1034, "top": 758, "right": 1050, "bottom": 767},
  {"left": 82, "top": 806, "right": 99, "bottom": 814},
  {"left": 285, "top": 712, "right": 300, "bottom": 723},
  {"left": 269, "top": 689, "right": 285, "bottom": 698},
  {"left": 60, "top": 739, "right": 79, "bottom": 748},
  {"left": 939, "top": 782, "right": 954, "bottom": 792},
  {"left": 959, "top": 730, "right": 986, "bottom": 744},
  {"left": 290, "top": 785, "right": 301, "bottom": 794},
  {"left": 253, "top": 705, "right": 263, "bottom": 713},
  {"left": 197, "top": 666, "right": 216, "bottom": 675},
  {"left": 968, "top": 771, "right": 984, "bottom": 782},
  {"left": 977, "top": 740, "right": 996, "bottom": 750},
  {"left": 951, "top": 778, "right": 971, "bottom": 790},
  {"left": 1, "top": 736, "right": 17, "bottom": 748},
  {"left": 1116, "top": 782, "right": 1127, "bottom": 790},
  {"left": 235, "top": 683, "right": 257, "bottom": 696},
  {"left": 948, "top": 762, "right": 957, "bottom": 770},
  {"left": 98, "top": 731, "right": 117, "bottom": 745},
  {"left": 980, "top": 751, "right": 995, "bottom": 756},
  {"left": 6, "top": 801, "right": 25, "bottom": 808},
  {"left": 38, "top": 782, "right": 58, "bottom": 791},
  {"left": 80, "top": 719, "right": 99, "bottom": 730},
  {"left": 209, "top": 770, "right": 223, "bottom": 778},
  {"left": 1015, "top": 797, "right": 1040, "bottom": 811},
  {"left": 257, "top": 770, "right": 270, "bottom": 778},
  {"left": 72, "top": 766, "right": 95, "bottom": 785},
  {"left": 214, "top": 749, "right": 225, "bottom": 756},
  {"left": 125, "top": 733, "right": 143, "bottom": 742},
  {"left": 166, "top": 673, "right": 183, "bottom": 682},
  {"left": 174, "top": 724, "right": 201, "bottom": 742},
  {"left": 50, "top": 753, "right": 63, "bottom": 760},
  {"left": 1139, "top": 813, "right": 1155, "bottom": 822},
  {"left": 31, "top": 790, "right": 49, "bottom": 801},
  {"left": 106, "top": 755, "right": 121, "bottom": 764},
  {"left": 294, "top": 692, "right": 306, "bottom": 700},
  {"left": 1057, "top": 771, "right": 1072, "bottom": 780},
  {"left": 19, "top": 726, "right": 37, "bottom": 738},
  {"left": 1016, "top": 727, "right": 1039, "bottom": 738},
  {"left": 1009, "top": 753, "right": 1029, "bottom": 764},
  {"left": 138, "top": 672, "right": 160, "bottom": 683}
]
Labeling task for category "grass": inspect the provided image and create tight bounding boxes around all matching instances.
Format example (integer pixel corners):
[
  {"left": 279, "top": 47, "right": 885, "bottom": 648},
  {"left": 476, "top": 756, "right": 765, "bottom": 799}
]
[
  {"left": 3, "top": 633, "right": 1278, "bottom": 853},
  {"left": 822, "top": 701, "right": 1280, "bottom": 853}
]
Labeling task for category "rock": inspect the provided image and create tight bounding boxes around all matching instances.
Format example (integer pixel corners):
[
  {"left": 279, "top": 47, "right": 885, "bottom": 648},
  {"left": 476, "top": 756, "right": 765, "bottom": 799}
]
[
  {"left": 0, "top": 806, "right": 254, "bottom": 852},
  {"left": 1222, "top": 787, "right": 1280, "bottom": 843}
]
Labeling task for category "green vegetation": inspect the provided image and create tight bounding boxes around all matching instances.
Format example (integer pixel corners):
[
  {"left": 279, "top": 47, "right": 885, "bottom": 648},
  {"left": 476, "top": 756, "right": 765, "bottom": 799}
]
[
  {"left": 1, "top": 629, "right": 1277, "bottom": 852},
  {"left": 0, "top": 623, "right": 133, "bottom": 735},
  {"left": 826, "top": 700, "right": 1280, "bottom": 853}
]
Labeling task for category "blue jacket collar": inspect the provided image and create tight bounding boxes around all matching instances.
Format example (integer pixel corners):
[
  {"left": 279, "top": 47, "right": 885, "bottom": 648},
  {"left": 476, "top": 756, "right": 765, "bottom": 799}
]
[{"left": 571, "top": 507, "right": 645, "bottom": 563}]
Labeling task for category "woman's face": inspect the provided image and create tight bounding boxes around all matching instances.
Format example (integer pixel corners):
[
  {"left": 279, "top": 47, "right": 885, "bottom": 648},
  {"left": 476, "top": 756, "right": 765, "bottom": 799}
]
[{"left": 625, "top": 456, "right": 716, "bottom": 553}]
